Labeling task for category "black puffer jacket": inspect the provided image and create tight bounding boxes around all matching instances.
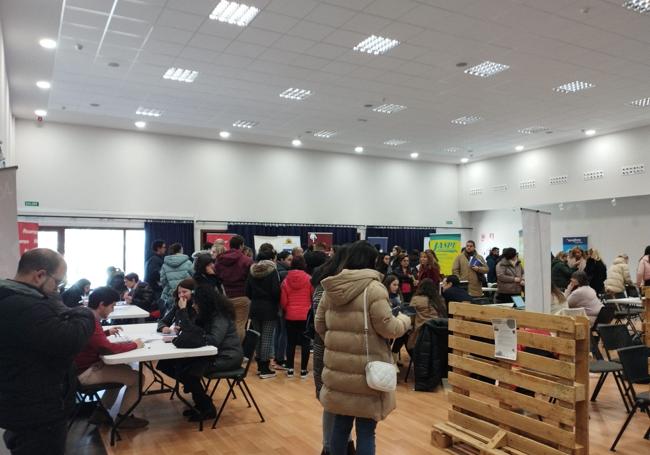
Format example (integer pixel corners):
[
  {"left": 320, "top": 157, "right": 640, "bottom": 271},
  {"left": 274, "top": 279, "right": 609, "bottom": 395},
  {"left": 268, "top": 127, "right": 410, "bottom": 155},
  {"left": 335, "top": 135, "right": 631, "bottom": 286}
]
[
  {"left": 129, "top": 281, "right": 155, "bottom": 312},
  {"left": 413, "top": 318, "right": 448, "bottom": 392},
  {"left": 245, "top": 260, "right": 281, "bottom": 321},
  {"left": 0, "top": 279, "right": 95, "bottom": 430}
]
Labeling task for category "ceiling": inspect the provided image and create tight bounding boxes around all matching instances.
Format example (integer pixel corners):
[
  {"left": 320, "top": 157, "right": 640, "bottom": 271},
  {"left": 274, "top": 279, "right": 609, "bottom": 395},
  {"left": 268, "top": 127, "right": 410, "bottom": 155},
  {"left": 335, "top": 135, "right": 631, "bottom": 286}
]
[{"left": 2, "top": 0, "right": 650, "bottom": 163}]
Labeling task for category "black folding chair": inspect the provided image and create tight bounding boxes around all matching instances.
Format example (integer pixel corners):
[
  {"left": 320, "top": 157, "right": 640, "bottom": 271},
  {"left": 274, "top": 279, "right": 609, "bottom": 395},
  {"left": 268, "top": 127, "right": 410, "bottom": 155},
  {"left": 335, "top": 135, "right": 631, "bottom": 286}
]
[
  {"left": 590, "top": 305, "right": 615, "bottom": 357},
  {"left": 592, "top": 325, "right": 635, "bottom": 411},
  {"left": 68, "top": 381, "right": 123, "bottom": 429},
  {"left": 610, "top": 345, "right": 650, "bottom": 451},
  {"left": 205, "top": 329, "right": 264, "bottom": 429}
]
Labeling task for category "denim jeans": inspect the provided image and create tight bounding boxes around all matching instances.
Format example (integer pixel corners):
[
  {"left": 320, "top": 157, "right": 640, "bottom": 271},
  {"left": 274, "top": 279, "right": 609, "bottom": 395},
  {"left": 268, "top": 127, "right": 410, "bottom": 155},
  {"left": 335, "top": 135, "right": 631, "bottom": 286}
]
[
  {"left": 322, "top": 410, "right": 335, "bottom": 451},
  {"left": 330, "top": 414, "right": 377, "bottom": 455},
  {"left": 273, "top": 317, "right": 287, "bottom": 362}
]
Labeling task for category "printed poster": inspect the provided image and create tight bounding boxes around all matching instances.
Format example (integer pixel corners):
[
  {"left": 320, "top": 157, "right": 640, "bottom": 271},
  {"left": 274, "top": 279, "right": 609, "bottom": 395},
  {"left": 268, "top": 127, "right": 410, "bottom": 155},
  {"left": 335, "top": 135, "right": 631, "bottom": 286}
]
[
  {"left": 428, "top": 233, "right": 461, "bottom": 276},
  {"left": 562, "top": 236, "right": 588, "bottom": 252},
  {"left": 253, "top": 235, "right": 301, "bottom": 253},
  {"left": 17, "top": 222, "right": 39, "bottom": 255},
  {"left": 367, "top": 236, "right": 388, "bottom": 253},
  {"left": 205, "top": 232, "right": 236, "bottom": 250},
  {"left": 308, "top": 232, "right": 333, "bottom": 250}
]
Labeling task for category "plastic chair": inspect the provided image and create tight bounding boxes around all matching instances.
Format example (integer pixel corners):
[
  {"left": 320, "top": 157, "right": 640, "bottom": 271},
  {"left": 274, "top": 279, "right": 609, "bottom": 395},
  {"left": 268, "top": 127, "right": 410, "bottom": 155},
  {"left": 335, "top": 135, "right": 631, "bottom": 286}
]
[
  {"left": 592, "top": 325, "right": 635, "bottom": 411},
  {"left": 590, "top": 305, "right": 616, "bottom": 357},
  {"left": 69, "top": 381, "right": 123, "bottom": 429},
  {"left": 205, "top": 329, "right": 264, "bottom": 429},
  {"left": 610, "top": 345, "right": 650, "bottom": 451}
]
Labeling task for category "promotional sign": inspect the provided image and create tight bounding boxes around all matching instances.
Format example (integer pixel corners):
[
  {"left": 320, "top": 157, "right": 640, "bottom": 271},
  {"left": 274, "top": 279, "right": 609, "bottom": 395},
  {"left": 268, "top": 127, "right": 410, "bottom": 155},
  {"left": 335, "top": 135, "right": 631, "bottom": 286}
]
[
  {"left": 562, "top": 236, "right": 588, "bottom": 252},
  {"left": 428, "top": 233, "right": 461, "bottom": 276},
  {"left": 253, "top": 235, "right": 301, "bottom": 253},
  {"left": 308, "top": 232, "right": 333, "bottom": 250},
  {"left": 367, "top": 236, "right": 388, "bottom": 253},
  {"left": 205, "top": 232, "right": 236, "bottom": 250},
  {"left": 17, "top": 222, "right": 39, "bottom": 255}
]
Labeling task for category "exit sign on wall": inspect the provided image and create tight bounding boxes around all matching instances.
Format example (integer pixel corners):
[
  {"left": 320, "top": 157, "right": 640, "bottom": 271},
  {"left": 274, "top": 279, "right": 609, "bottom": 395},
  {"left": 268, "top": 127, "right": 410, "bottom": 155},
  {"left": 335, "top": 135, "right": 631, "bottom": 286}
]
[{"left": 24, "top": 201, "right": 39, "bottom": 207}]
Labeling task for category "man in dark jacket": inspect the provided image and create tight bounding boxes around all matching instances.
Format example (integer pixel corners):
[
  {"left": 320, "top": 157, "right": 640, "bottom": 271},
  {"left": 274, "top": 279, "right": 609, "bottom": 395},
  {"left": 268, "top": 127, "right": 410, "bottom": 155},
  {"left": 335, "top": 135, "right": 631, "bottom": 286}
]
[
  {"left": 214, "top": 235, "right": 254, "bottom": 341},
  {"left": 441, "top": 274, "right": 473, "bottom": 304},
  {"left": 485, "top": 247, "right": 500, "bottom": 284},
  {"left": 144, "top": 239, "right": 167, "bottom": 300},
  {"left": 276, "top": 251, "right": 292, "bottom": 281},
  {"left": 0, "top": 249, "right": 95, "bottom": 455},
  {"left": 304, "top": 242, "right": 328, "bottom": 275}
]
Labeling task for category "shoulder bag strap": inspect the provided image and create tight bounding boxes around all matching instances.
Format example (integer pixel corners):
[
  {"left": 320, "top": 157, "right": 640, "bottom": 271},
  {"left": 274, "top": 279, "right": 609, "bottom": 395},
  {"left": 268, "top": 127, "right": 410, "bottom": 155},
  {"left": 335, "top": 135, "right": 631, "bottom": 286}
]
[{"left": 362, "top": 288, "right": 370, "bottom": 363}]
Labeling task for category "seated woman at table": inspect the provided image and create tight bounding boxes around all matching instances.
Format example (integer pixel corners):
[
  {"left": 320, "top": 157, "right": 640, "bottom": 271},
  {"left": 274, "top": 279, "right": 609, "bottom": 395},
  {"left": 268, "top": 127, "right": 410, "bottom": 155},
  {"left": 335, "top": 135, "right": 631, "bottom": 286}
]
[
  {"left": 61, "top": 278, "right": 91, "bottom": 307},
  {"left": 157, "top": 278, "right": 196, "bottom": 333},
  {"left": 157, "top": 285, "right": 243, "bottom": 421},
  {"left": 564, "top": 271, "right": 603, "bottom": 326},
  {"left": 74, "top": 287, "right": 148, "bottom": 428},
  {"left": 407, "top": 278, "right": 448, "bottom": 350}
]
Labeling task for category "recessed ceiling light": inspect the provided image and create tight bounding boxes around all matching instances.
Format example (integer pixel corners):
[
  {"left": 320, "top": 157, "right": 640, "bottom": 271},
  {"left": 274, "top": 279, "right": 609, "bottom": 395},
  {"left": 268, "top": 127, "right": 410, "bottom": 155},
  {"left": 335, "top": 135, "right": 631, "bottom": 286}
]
[
  {"left": 515, "top": 145, "right": 524, "bottom": 152},
  {"left": 136, "top": 107, "right": 162, "bottom": 117},
  {"left": 39, "top": 38, "right": 57, "bottom": 49},
  {"left": 464, "top": 61, "right": 510, "bottom": 78},
  {"left": 354, "top": 146, "right": 364, "bottom": 153},
  {"left": 292, "top": 139, "right": 302, "bottom": 147},
  {"left": 553, "top": 81, "right": 595, "bottom": 93},
  {"left": 36, "top": 80, "right": 51, "bottom": 89},
  {"left": 279, "top": 88, "right": 312, "bottom": 100},
  {"left": 383, "top": 139, "right": 408, "bottom": 146},
  {"left": 313, "top": 130, "right": 337, "bottom": 138},
  {"left": 163, "top": 67, "right": 198, "bottom": 83},
  {"left": 372, "top": 103, "right": 406, "bottom": 114},
  {"left": 627, "top": 97, "right": 650, "bottom": 107},
  {"left": 460, "top": 158, "right": 469, "bottom": 164},
  {"left": 353, "top": 35, "right": 399, "bottom": 55},
  {"left": 584, "top": 129, "right": 596, "bottom": 136},
  {"left": 209, "top": 1, "right": 260, "bottom": 26},
  {"left": 518, "top": 126, "right": 549, "bottom": 134},
  {"left": 34, "top": 109, "right": 47, "bottom": 117},
  {"left": 410, "top": 152, "right": 419, "bottom": 159},
  {"left": 445, "top": 147, "right": 462, "bottom": 153},
  {"left": 219, "top": 131, "right": 231, "bottom": 139},
  {"left": 232, "top": 120, "right": 258, "bottom": 128},
  {"left": 134, "top": 121, "right": 146, "bottom": 128},
  {"left": 451, "top": 115, "right": 482, "bottom": 125},
  {"left": 623, "top": 0, "right": 650, "bottom": 14}
]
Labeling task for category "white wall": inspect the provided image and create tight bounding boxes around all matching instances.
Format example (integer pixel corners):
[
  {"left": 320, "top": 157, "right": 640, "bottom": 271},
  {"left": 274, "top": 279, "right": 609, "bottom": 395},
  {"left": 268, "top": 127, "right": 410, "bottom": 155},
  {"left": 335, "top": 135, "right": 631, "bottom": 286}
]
[
  {"left": 0, "top": 18, "right": 15, "bottom": 166},
  {"left": 459, "top": 124, "right": 650, "bottom": 211},
  {"left": 14, "top": 120, "right": 463, "bottom": 227},
  {"left": 469, "top": 194, "right": 650, "bottom": 270}
]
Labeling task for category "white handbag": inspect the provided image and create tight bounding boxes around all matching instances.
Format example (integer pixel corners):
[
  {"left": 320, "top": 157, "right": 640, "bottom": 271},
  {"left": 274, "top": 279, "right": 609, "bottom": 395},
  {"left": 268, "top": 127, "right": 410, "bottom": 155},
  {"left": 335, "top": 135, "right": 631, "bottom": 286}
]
[{"left": 362, "top": 288, "right": 397, "bottom": 392}]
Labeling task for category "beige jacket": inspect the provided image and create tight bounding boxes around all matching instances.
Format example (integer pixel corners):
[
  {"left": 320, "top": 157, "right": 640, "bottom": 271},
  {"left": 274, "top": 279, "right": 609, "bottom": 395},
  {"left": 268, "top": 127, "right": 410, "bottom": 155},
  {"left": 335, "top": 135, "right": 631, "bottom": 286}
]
[
  {"left": 406, "top": 296, "right": 439, "bottom": 350},
  {"left": 315, "top": 269, "right": 411, "bottom": 421},
  {"left": 604, "top": 256, "right": 632, "bottom": 294},
  {"left": 452, "top": 253, "right": 488, "bottom": 297}
]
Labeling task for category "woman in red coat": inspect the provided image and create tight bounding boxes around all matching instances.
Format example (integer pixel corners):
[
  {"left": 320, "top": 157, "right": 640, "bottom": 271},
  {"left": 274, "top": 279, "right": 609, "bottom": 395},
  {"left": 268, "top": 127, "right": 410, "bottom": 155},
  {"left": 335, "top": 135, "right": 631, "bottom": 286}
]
[
  {"left": 280, "top": 255, "right": 314, "bottom": 378},
  {"left": 417, "top": 250, "right": 441, "bottom": 288}
]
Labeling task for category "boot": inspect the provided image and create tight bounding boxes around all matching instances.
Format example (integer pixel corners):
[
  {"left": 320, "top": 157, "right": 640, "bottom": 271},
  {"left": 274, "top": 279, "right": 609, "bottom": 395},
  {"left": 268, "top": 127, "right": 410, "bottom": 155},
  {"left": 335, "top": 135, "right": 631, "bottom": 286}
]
[{"left": 259, "top": 360, "right": 276, "bottom": 379}]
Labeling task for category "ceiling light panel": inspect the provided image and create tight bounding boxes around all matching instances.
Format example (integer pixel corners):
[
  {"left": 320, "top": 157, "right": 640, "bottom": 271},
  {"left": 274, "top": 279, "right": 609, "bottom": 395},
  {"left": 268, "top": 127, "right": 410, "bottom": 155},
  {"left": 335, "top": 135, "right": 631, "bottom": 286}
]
[
  {"left": 136, "top": 107, "right": 162, "bottom": 117},
  {"left": 518, "top": 126, "right": 549, "bottom": 134},
  {"left": 383, "top": 139, "right": 408, "bottom": 146},
  {"left": 445, "top": 147, "right": 462, "bottom": 153},
  {"left": 163, "top": 67, "right": 199, "bottom": 83},
  {"left": 451, "top": 115, "right": 482, "bottom": 125},
  {"left": 623, "top": 1, "right": 650, "bottom": 14},
  {"left": 553, "top": 81, "right": 595, "bottom": 93},
  {"left": 372, "top": 104, "right": 406, "bottom": 114},
  {"left": 209, "top": 1, "right": 260, "bottom": 26},
  {"left": 627, "top": 97, "right": 650, "bottom": 107},
  {"left": 313, "top": 130, "right": 337, "bottom": 138},
  {"left": 232, "top": 120, "right": 258, "bottom": 128},
  {"left": 464, "top": 61, "right": 510, "bottom": 78},
  {"left": 353, "top": 35, "right": 399, "bottom": 55},
  {"left": 279, "top": 88, "right": 312, "bottom": 100}
]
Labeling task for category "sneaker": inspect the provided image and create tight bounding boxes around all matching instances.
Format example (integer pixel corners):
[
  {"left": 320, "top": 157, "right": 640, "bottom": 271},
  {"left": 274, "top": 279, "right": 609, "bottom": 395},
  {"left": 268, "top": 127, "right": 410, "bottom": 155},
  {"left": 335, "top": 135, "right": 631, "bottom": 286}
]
[
  {"left": 286, "top": 369, "right": 294, "bottom": 377},
  {"left": 300, "top": 370, "right": 308, "bottom": 379},
  {"left": 88, "top": 408, "right": 113, "bottom": 425},
  {"left": 117, "top": 414, "right": 149, "bottom": 429},
  {"left": 260, "top": 370, "right": 276, "bottom": 379}
]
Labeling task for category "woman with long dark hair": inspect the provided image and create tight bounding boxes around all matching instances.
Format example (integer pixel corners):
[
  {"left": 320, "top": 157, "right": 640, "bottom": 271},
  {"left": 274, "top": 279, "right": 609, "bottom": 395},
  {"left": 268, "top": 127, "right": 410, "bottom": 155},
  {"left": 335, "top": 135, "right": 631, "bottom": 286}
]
[
  {"left": 193, "top": 253, "right": 222, "bottom": 293},
  {"left": 316, "top": 241, "right": 411, "bottom": 455},
  {"left": 61, "top": 278, "right": 91, "bottom": 307},
  {"left": 393, "top": 253, "right": 416, "bottom": 303},
  {"left": 407, "top": 278, "right": 447, "bottom": 350},
  {"left": 375, "top": 253, "right": 391, "bottom": 276},
  {"left": 416, "top": 250, "right": 441, "bottom": 288}
]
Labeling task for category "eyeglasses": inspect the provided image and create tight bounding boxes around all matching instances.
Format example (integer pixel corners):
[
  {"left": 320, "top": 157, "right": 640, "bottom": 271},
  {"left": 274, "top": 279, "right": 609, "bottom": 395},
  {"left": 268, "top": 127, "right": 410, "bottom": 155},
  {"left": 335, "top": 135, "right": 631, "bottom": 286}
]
[{"left": 47, "top": 273, "right": 64, "bottom": 286}]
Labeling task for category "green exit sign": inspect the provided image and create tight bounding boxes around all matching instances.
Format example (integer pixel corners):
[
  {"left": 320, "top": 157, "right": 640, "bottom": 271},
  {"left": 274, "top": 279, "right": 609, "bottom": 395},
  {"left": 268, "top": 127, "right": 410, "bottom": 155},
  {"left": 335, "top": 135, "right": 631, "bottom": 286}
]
[
  {"left": 446, "top": 220, "right": 453, "bottom": 225},
  {"left": 24, "top": 201, "right": 39, "bottom": 207}
]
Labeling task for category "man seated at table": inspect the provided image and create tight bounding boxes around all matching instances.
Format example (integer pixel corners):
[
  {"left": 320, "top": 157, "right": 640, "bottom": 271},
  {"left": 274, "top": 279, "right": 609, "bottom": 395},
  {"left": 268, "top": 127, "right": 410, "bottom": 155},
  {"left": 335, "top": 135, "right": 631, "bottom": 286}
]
[
  {"left": 441, "top": 275, "right": 473, "bottom": 304},
  {"left": 124, "top": 272, "right": 157, "bottom": 317},
  {"left": 74, "top": 286, "right": 149, "bottom": 428}
]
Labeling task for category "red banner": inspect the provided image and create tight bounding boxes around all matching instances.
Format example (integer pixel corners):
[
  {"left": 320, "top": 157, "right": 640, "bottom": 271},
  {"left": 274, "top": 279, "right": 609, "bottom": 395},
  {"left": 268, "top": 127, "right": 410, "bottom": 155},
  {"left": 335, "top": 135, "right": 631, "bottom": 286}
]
[
  {"left": 18, "top": 222, "right": 39, "bottom": 255},
  {"left": 205, "top": 232, "right": 236, "bottom": 250},
  {"left": 308, "top": 232, "right": 333, "bottom": 250}
]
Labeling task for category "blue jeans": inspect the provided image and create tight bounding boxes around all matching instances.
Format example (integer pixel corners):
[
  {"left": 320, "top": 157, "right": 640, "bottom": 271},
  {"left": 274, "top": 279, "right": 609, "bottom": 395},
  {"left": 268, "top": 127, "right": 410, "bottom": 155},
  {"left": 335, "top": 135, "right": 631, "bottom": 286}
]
[
  {"left": 273, "top": 317, "right": 287, "bottom": 362},
  {"left": 330, "top": 414, "right": 377, "bottom": 455}
]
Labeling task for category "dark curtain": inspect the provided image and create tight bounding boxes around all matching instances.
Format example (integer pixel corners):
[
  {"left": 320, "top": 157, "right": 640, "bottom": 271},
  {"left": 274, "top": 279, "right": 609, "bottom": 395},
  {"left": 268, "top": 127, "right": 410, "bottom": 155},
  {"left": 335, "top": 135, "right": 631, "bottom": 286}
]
[
  {"left": 144, "top": 220, "right": 195, "bottom": 260},
  {"left": 226, "top": 223, "right": 358, "bottom": 249},
  {"left": 366, "top": 226, "right": 437, "bottom": 252}
]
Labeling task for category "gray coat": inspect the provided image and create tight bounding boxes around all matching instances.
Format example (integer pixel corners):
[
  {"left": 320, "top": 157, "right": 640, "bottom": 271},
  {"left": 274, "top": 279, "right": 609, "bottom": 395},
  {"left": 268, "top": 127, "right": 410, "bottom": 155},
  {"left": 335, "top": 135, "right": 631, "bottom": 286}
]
[{"left": 496, "top": 259, "right": 524, "bottom": 295}]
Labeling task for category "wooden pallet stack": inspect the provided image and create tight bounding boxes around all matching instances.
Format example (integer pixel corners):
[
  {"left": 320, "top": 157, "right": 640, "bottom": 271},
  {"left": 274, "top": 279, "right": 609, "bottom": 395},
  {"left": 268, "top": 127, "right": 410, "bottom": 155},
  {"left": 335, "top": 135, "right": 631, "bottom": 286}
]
[{"left": 432, "top": 302, "right": 590, "bottom": 455}]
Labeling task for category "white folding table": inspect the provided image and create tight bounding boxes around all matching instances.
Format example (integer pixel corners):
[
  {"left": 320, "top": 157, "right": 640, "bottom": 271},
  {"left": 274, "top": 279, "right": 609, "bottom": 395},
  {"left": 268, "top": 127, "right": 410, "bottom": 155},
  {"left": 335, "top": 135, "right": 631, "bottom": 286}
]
[
  {"left": 102, "top": 323, "right": 218, "bottom": 444},
  {"left": 107, "top": 303, "right": 150, "bottom": 321}
]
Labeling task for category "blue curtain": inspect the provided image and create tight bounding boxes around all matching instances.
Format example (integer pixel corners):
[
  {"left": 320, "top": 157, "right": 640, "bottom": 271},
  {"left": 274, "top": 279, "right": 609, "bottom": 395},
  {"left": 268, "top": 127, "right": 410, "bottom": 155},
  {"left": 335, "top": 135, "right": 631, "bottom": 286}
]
[
  {"left": 227, "top": 223, "right": 358, "bottom": 249},
  {"left": 144, "top": 220, "right": 195, "bottom": 259},
  {"left": 366, "top": 226, "right": 437, "bottom": 252}
]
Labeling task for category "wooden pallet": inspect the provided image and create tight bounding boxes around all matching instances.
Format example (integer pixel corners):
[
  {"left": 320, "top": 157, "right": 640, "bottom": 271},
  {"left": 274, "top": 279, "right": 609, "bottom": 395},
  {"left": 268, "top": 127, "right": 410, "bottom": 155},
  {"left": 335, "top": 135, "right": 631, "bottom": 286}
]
[{"left": 432, "top": 302, "right": 590, "bottom": 455}]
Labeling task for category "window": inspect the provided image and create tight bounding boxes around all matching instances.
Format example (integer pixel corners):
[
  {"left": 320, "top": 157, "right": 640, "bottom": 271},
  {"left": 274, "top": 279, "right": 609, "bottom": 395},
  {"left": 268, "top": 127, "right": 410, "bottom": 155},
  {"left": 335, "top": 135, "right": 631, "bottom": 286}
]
[
  {"left": 47, "top": 228, "right": 145, "bottom": 290},
  {"left": 37, "top": 231, "right": 59, "bottom": 251}
]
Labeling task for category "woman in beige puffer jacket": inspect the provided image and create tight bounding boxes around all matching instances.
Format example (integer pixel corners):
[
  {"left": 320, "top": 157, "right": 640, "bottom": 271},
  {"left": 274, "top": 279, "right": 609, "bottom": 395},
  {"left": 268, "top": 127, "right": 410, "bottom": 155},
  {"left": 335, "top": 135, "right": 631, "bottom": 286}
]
[
  {"left": 604, "top": 255, "right": 632, "bottom": 295},
  {"left": 315, "top": 241, "right": 411, "bottom": 455}
]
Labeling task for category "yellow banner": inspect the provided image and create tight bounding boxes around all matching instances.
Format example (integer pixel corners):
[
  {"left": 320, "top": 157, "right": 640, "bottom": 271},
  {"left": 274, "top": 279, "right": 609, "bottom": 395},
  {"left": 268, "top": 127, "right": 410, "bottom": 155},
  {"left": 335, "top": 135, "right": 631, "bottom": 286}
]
[{"left": 429, "top": 234, "right": 462, "bottom": 275}]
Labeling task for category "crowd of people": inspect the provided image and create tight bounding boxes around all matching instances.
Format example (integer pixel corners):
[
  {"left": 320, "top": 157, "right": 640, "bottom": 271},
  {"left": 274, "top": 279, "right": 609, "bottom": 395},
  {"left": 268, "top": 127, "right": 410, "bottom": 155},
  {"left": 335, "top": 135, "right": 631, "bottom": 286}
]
[{"left": 4, "top": 238, "right": 650, "bottom": 455}]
